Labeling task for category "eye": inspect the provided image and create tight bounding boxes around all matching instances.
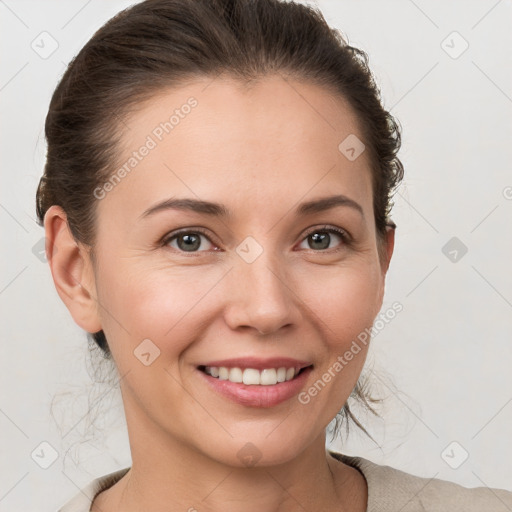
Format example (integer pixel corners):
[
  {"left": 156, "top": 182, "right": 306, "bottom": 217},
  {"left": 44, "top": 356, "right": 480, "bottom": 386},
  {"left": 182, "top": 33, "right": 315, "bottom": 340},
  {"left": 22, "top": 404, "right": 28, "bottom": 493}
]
[
  {"left": 162, "top": 228, "right": 217, "bottom": 253},
  {"left": 298, "top": 225, "right": 350, "bottom": 252},
  {"left": 161, "top": 225, "right": 351, "bottom": 254}
]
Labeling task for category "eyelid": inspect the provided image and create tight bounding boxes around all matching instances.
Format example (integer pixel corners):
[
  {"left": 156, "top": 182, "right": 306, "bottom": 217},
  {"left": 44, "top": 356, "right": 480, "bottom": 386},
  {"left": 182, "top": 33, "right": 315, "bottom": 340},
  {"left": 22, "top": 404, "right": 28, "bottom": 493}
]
[
  {"left": 301, "top": 224, "right": 351, "bottom": 242},
  {"left": 160, "top": 227, "right": 219, "bottom": 251},
  {"left": 161, "top": 224, "right": 351, "bottom": 254},
  {"left": 297, "top": 224, "right": 351, "bottom": 252}
]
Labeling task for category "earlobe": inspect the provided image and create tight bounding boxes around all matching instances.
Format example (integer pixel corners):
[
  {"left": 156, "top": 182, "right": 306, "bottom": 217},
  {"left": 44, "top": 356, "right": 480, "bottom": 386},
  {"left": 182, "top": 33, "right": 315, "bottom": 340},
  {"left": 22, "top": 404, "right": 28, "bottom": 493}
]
[{"left": 44, "top": 205, "right": 102, "bottom": 333}]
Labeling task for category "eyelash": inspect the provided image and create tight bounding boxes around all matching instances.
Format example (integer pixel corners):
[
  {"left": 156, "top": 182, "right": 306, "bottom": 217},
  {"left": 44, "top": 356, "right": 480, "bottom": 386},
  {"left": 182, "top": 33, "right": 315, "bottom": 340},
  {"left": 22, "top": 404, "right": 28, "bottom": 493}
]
[{"left": 160, "top": 225, "right": 351, "bottom": 254}]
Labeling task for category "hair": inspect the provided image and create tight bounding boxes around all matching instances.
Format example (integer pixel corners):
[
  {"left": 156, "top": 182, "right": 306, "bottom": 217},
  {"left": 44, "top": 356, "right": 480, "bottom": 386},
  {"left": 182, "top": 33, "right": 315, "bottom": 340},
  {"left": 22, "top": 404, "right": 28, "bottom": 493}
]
[{"left": 36, "top": 0, "right": 404, "bottom": 443}]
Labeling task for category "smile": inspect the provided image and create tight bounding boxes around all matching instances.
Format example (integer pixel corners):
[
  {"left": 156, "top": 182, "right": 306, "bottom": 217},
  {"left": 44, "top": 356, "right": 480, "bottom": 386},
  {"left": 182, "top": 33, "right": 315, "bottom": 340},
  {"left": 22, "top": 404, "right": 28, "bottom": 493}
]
[{"left": 199, "top": 365, "right": 311, "bottom": 386}]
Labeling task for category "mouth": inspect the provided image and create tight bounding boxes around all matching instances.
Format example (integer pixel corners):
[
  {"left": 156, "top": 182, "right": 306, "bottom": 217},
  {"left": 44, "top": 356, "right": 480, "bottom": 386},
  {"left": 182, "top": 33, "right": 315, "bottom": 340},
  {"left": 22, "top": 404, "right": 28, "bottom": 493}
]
[
  {"left": 197, "top": 364, "right": 313, "bottom": 386},
  {"left": 196, "top": 363, "right": 314, "bottom": 408}
]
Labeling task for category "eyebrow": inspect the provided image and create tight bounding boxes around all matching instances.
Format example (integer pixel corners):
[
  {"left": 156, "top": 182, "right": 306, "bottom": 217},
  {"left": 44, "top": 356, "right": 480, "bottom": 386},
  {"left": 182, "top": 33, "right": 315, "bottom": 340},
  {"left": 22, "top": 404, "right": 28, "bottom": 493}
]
[{"left": 139, "top": 194, "right": 364, "bottom": 220}]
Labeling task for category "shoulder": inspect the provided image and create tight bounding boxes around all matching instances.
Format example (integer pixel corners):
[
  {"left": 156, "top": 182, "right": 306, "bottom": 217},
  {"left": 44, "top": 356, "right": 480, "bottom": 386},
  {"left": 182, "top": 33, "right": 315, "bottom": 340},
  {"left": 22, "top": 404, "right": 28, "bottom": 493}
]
[
  {"left": 329, "top": 451, "right": 512, "bottom": 512},
  {"left": 57, "top": 467, "right": 130, "bottom": 512}
]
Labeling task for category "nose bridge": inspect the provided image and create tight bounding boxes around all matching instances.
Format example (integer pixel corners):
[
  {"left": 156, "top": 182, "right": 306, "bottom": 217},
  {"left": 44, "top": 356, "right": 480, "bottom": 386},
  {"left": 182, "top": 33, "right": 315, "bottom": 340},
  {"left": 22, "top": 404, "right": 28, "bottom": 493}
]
[{"left": 225, "top": 240, "right": 299, "bottom": 334}]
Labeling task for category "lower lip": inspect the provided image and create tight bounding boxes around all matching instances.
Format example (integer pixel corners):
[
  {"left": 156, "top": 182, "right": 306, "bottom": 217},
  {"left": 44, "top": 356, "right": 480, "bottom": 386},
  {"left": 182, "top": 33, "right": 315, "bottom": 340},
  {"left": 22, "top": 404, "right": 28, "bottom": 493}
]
[{"left": 197, "top": 367, "right": 313, "bottom": 408}]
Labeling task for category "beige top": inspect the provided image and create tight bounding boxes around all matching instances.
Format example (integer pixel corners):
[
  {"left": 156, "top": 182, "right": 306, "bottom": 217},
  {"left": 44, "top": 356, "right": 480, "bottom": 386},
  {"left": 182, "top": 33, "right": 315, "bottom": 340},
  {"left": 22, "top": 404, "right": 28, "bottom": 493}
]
[{"left": 57, "top": 451, "right": 512, "bottom": 511}]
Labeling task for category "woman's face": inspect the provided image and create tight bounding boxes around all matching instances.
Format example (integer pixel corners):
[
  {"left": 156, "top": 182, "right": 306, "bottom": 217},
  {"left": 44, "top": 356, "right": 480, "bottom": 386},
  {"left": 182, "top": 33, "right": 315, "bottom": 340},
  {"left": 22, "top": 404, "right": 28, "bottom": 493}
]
[{"left": 70, "top": 75, "right": 393, "bottom": 466}]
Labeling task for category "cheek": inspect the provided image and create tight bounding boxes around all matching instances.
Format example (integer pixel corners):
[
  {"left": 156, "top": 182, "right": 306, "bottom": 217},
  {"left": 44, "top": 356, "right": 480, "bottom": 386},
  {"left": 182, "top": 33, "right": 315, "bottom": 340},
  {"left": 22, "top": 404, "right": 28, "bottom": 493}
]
[
  {"left": 293, "top": 266, "right": 379, "bottom": 419},
  {"left": 299, "top": 261, "right": 382, "bottom": 340},
  {"left": 96, "top": 247, "right": 382, "bottom": 366},
  {"left": 95, "top": 260, "right": 223, "bottom": 358}
]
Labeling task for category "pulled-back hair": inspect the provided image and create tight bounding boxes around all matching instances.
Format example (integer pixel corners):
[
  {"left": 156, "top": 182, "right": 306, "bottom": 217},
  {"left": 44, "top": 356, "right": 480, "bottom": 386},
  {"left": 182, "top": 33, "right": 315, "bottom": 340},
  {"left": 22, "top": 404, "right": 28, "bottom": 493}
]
[{"left": 36, "top": 0, "right": 404, "bottom": 442}]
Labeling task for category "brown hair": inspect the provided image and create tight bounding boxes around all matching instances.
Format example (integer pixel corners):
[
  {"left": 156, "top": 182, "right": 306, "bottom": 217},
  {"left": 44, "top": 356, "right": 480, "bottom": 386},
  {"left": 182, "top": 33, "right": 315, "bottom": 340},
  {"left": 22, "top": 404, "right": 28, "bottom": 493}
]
[{"left": 36, "top": 0, "right": 404, "bottom": 442}]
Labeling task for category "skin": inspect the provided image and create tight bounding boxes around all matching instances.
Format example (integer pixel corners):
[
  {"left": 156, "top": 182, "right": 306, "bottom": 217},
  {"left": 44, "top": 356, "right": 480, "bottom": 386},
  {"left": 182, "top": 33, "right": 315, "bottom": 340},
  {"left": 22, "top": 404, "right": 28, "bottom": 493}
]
[{"left": 45, "top": 74, "right": 394, "bottom": 512}]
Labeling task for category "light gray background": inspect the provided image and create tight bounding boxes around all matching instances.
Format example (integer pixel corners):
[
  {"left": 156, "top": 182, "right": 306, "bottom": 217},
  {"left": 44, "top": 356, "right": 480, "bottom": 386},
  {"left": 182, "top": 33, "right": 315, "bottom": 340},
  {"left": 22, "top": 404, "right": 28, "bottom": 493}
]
[{"left": 1, "top": 0, "right": 511, "bottom": 510}]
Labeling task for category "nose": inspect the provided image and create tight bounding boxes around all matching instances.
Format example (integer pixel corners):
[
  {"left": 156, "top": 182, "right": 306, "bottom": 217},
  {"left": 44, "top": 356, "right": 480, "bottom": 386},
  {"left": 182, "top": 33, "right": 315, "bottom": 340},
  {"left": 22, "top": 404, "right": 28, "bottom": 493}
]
[{"left": 223, "top": 252, "right": 302, "bottom": 336}]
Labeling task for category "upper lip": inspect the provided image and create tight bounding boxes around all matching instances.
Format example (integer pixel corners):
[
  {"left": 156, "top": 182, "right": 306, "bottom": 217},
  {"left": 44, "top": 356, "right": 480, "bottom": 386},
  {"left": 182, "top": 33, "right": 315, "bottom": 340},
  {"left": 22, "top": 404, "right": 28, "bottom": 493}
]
[{"left": 198, "top": 357, "right": 313, "bottom": 372}]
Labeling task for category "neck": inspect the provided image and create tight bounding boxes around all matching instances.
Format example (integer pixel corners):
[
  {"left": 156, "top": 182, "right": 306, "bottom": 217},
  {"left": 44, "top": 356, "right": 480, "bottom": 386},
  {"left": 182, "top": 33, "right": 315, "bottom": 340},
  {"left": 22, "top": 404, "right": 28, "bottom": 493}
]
[{"left": 94, "top": 396, "right": 366, "bottom": 512}]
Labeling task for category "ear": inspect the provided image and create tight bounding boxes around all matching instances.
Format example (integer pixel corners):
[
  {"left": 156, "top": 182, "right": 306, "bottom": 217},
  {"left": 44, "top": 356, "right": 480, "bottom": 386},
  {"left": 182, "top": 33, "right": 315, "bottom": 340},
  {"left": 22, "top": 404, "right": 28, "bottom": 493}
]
[
  {"left": 380, "top": 223, "right": 395, "bottom": 274},
  {"left": 44, "top": 205, "right": 102, "bottom": 334},
  {"left": 375, "top": 224, "right": 396, "bottom": 315}
]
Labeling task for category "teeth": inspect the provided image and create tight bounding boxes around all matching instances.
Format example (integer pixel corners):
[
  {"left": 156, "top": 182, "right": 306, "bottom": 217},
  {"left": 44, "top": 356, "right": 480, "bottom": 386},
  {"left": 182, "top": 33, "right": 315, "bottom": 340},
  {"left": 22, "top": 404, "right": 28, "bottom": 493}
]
[
  {"left": 243, "top": 368, "right": 261, "bottom": 385},
  {"left": 203, "top": 366, "right": 299, "bottom": 385},
  {"left": 260, "top": 369, "right": 277, "bottom": 385},
  {"left": 229, "top": 367, "right": 243, "bottom": 383}
]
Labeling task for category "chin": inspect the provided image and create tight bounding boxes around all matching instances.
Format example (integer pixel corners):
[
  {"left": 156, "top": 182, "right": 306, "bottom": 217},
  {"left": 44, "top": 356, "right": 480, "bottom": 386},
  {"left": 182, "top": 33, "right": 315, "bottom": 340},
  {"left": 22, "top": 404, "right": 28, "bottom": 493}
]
[{"left": 199, "top": 427, "right": 315, "bottom": 469}]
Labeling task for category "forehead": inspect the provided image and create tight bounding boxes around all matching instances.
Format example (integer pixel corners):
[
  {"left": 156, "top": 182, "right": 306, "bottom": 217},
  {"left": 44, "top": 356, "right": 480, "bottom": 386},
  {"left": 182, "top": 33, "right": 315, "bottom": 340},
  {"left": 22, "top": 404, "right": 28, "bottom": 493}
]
[{"left": 97, "top": 74, "right": 373, "bottom": 226}]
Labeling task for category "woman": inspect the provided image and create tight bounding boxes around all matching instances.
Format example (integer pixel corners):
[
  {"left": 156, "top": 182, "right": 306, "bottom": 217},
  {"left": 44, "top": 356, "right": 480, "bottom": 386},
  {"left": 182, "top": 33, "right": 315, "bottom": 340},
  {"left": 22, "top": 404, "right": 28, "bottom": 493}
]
[{"left": 36, "top": 0, "right": 512, "bottom": 510}]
